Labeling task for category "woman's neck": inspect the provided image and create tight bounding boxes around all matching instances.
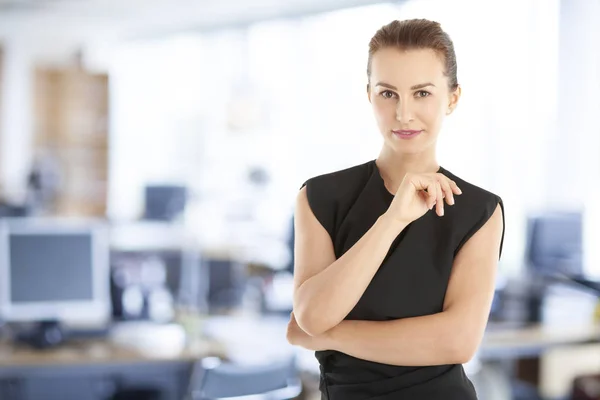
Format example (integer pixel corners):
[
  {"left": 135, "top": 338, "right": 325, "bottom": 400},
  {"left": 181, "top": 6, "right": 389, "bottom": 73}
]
[{"left": 376, "top": 148, "right": 439, "bottom": 192}]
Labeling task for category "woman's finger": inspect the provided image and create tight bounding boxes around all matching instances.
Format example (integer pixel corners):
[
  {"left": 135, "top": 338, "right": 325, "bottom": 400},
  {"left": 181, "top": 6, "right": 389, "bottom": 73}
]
[
  {"left": 437, "top": 177, "right": 454, "bottom": 206},
  {"left": 448, "top": 179, "right": 462, "bottom": 195},
  {"left": 426, "top": 179, "right": 437, "bottom": 209},
  {"left": 435, "top": 181, "right": 444, "bottom": 216}
]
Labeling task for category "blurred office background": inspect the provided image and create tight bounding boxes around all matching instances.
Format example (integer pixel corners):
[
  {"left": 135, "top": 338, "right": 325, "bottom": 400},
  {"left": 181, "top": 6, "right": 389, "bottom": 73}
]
[{"left": 0, "top": 0, "right": 599, "bottom": 399}]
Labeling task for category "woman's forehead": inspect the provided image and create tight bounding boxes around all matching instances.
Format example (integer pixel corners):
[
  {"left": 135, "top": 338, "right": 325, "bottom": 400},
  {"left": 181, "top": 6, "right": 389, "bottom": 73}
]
[{"left": 370, "top": 48, "right": 446, "bottom": 88}]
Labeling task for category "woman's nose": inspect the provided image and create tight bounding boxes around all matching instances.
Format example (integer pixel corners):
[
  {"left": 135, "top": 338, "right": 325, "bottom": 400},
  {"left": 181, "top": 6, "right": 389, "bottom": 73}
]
[{"left": 395, "top": 100, "right": 415, "bottom": 122}]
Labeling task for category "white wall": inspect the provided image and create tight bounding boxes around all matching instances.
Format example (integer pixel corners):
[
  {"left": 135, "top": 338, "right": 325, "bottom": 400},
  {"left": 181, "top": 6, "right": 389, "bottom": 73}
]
[
  {"left": 556, "top": 0, "right": 600, "bottom": 278},
  {"left": 0, "top": 34, "right": 108, "bottom": 204},
  {"left": 0, "top": 39, "right": 34, "bottom": 203}
]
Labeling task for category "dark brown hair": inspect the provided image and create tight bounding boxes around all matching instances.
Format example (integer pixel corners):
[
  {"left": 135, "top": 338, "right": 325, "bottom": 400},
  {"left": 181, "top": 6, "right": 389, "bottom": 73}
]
[{"left": 367, "top": 19, "right": 458, "bottom": 91}]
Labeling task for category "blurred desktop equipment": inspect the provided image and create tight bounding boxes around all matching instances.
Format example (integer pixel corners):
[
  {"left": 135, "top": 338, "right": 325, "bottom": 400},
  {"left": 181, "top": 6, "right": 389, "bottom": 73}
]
[
  {"left": 542, "top": 282, "right": 599, "bottom": 326},
  {"left": 284, "top": 216, "right": 294, "bottom": 275},
  {"left": 496, "top": 211, "right": 588, "bottom": 326},
  {"left": 490, "top": 276, "right": 546, "bottom": 325},
  {"left": 206, "top": 259, "right": 247, "bottom": 314},
  {"left": 142, "top": 185, "right": 188, "bottom": 222},
  {"left": 110, "top": 251, "right": 177, "bottom": 323},
  {"left": 525, "top": 211, "right": 583, "bottom": 275},
  {"left": 0, "top": 218, "right": 111, "bottom": 348},
  {"left": 110, "top": 221, "right": 208, "bottom": 319},
  {"left": 0, "top": 202, "right": 29, "bottom": 218}
]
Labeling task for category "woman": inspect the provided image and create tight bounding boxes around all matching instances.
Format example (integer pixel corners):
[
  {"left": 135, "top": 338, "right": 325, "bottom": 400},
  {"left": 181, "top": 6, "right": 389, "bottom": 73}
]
[{"left": 286, "top": 18, "right": 505, "bottom": 400}]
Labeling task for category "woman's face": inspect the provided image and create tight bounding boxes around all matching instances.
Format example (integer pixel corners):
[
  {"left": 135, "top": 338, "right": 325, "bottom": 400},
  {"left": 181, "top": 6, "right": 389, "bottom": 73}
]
[{"left": 368, "top": 47, "right": 460, "bottom": 155}]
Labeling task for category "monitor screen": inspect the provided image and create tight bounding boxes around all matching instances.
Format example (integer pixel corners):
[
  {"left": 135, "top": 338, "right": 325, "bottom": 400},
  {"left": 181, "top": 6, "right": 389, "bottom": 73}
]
[
  {"left": 9, "top": 233, "right": 94, "bottom": 303},
  {"left": 143, "top": 185, "right": 187, "bottom": 221},
  {"left": 0, "top": 218, "right": 110, "bottom": 325},
  {"left": 525, "top": 212, "right": 583, "bottom": 275}
]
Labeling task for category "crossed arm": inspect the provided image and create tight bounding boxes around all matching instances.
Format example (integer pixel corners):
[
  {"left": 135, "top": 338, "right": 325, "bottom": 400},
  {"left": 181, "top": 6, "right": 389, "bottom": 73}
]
[{"left": 287, "top": 188, "right": 504, "bottom": 366}]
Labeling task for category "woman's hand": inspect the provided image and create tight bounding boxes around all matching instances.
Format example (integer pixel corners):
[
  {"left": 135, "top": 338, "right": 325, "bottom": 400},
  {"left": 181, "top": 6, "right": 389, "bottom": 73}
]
[
  {"left": 387, "top": 172, "right": 462, "bottom": 223},
  {"left": 286, "top": 312, "right": 333, "bottom": 351}
]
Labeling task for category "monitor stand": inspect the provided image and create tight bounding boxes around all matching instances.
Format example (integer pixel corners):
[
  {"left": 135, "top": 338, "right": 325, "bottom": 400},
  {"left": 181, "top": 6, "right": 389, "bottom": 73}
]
[{"left": 15, "top": 320, "right": 67, "bottom": 349}]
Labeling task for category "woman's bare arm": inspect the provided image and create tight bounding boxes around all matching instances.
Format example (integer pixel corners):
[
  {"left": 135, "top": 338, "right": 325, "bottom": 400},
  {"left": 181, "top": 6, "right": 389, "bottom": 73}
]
[
  {"left": 291, "top": 204, "right": 504, "bottom": 365},
  {"left": 292, "top": 186, "right": 408, "bottom": 336}
]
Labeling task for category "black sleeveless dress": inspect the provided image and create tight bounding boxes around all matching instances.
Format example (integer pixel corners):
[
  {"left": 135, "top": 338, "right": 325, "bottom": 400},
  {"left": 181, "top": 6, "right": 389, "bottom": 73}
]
[{"left": 299, "top": 159, "right": 505, "bottom": 400}]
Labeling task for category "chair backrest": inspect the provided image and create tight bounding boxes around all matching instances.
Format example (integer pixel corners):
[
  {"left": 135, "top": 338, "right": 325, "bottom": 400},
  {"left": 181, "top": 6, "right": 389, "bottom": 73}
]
[
  {"left": 187, "top": 355, "right": 302, "bottom": 400},
  {"left": 571, "top": 373, "right": 600, "bottom": 400}
]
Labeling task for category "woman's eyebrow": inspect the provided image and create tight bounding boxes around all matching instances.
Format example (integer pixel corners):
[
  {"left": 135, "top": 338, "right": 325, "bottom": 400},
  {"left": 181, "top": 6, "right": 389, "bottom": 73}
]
[
  {"left": 411, "top": 82, "right": 435, "bottom": 90},
  {"left": 374, "top": 82, "right": 436, "bottom": 90},
  {"left": 375, "top": 82, "right": 398, "bottom": 90}
]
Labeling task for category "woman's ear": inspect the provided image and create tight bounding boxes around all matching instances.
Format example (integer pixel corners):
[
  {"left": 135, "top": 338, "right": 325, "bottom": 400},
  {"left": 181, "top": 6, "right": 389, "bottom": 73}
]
[
  {"left": 447, "top": 84, "right": 462, "bottom": 114},
  {"left": 367, "top": 83, "right": 372, "bottom": 103}
]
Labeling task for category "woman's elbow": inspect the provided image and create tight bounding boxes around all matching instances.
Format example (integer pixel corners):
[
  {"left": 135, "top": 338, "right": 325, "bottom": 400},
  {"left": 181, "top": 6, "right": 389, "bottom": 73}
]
[
  {"left": 294, "top": 307, "right": 331, "bottom": 337},
  {"left": 449, "top": 337, "right": 479, "bottom": 364},
  {"left": 454, "top": 346, "right": 477, "bottom": 365}
]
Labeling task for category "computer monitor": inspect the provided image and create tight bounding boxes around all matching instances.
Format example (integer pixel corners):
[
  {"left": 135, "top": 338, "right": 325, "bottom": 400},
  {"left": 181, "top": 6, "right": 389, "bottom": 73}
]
[
  {"left": 0, "top": 218, "right": 111, "bottom": 327},
  {"left": 143, "top": 185, "right": 188, "bottom": 222},
  {"left": 525, "top": 211, "right": 583, "bottom": 275}
]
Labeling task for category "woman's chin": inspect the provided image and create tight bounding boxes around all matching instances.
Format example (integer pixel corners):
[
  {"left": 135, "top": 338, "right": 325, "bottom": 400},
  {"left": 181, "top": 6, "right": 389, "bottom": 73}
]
[{"left": 385, "top": 138, "right": 431, "bottom": 155}]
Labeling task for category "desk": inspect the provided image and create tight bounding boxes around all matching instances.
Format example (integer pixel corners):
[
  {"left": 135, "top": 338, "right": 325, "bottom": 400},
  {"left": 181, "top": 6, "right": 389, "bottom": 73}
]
[
  {"left": 0, "top": 337, "right": 225, "bottom": 368},
  {"left": 477, "top": 322, "right": 600, "bottom": 400},
  {"left": 1, "top": 318, "right": 598, "bottom": 400},
  {"left": 481, "top": 322, "right": 600, "bottom": 359},
  {"left": 0, "top": 335, "right": 225, "bottom": 400}
]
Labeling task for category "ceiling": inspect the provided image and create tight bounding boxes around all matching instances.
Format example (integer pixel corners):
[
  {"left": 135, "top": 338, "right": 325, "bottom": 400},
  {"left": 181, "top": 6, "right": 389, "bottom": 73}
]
[{"left": 0, "top": 0, "right": 389, "bottom": 48}]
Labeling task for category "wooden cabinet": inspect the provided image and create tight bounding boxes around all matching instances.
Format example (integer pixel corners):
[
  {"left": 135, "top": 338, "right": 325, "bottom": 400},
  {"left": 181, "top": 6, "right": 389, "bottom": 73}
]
[{"left": 33, "top": 67, "right": 109, "bottom": 217}]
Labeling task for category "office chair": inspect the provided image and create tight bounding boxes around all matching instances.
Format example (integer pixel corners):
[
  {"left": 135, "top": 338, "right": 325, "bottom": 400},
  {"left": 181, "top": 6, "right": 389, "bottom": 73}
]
[
  {"left": 571, "top": 373, "right": 600, "bottom": 400},
  {"left": 111, "top": 388, "right": 162, "bottom": 400},
  {"left": 185, "top": 355, "right": 302, "bottom": 400}
]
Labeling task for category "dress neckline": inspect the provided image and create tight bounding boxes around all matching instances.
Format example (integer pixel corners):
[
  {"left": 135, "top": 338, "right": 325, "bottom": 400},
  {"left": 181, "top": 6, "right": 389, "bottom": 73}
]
[{"left": 371, "top": 159, "right": 444, "bottom": 198}]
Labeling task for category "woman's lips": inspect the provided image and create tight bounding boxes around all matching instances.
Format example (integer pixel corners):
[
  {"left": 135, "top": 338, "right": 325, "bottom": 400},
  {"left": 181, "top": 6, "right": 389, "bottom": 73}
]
[{"left": 392, "top": 129, "right": 423, "bottom": 139}]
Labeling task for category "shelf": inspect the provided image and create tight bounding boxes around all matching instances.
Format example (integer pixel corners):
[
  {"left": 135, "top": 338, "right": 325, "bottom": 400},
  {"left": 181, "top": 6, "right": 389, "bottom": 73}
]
[{"left": 33, "top": 67, "right": 109, "bottom": 217}]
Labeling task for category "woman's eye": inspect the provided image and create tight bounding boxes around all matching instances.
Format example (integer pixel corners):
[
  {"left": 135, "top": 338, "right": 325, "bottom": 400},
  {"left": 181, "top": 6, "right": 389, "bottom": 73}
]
[
  {"left": 416, "top": 90, "right": 431, "bottom": 98},
  {"left": 381, "top": 90, "right": 396, "bottom": 99}
]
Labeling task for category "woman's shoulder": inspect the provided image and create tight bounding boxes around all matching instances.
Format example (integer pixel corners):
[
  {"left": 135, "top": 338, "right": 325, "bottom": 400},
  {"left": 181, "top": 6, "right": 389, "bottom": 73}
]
[
  {"left": 300, "top": 159, "right": 374, "bottom": 196},
  {"left": 441, "top": 166, "right": 505, "bottom": 258},
  {"left": 299, "top": 160, "right": 375, "bottom": 243},
  {"left": 440, "top": 166, "right": 502, "bottom": 209}
]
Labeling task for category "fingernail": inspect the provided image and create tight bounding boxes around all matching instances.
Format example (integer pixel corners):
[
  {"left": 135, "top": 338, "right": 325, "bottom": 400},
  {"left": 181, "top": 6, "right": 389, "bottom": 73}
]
[{"left": 457, "top": 188, "right": 462, "bottom": 194}]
